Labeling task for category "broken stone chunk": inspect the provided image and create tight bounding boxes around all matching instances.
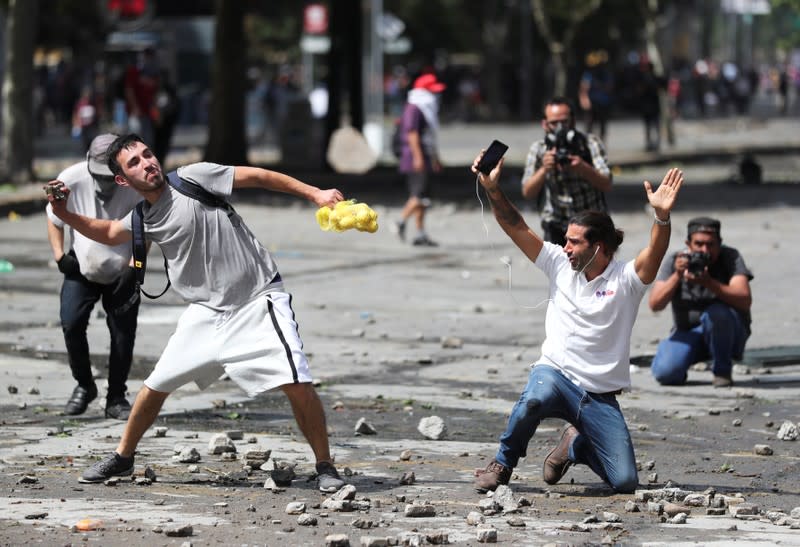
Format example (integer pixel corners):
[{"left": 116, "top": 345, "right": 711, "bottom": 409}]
[
  {"left": 753, "top": 444, "right": 773, "bottom": 456},
  {"left": 163, "top": 524, "right": 193, "bottom": 537},
  {"left": 404, "top": 503, "right": 435, "bottom": 517},
  {"left": 297, "top": 513, "right": 317, "bottom": 526},
  {"left": 441, "top": 336, "right": 463, "bottom": 349},
  {"left": 324, "top": 534, "right": 350, "bottom": 547},
  {"left": 466, "top": 511, "right": 485, "bottom": 525},
  {"left": 668, "top": 513, "right": 688, "bottom": 524},
  {"left": 226, "top": 430, "right": 244, "bottom": 441},
  {"left": 417, "top": 416, "right": 447, "bottom": 440},
  {"left": 476, "top": 527, "right": 497, "bottom": 543},
  {"left": 354, "top": 417, "right": 377, "bottom": 435},
  {"left": 242, "top": 448, "right": 271, "bottom": 467},
  {"left": 174, "top": 447, "right": 201, "bottom": 464},
  {"left": 777, "top": 421, "right": 798, "bottom": 441},
  {"left": 208, "top": 433, "right": 236, "bottom": 455},
  {"left": 329, "top": 484, "right": 357, "bottom": 501},
  {"left": 270, "top": 467, "right": 296, "bottom": 487}
]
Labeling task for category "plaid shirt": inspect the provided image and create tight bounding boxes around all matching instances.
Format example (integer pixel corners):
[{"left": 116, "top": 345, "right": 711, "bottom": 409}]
[{"left": 521, "top": 133, "right": 611, "bottom": 226}]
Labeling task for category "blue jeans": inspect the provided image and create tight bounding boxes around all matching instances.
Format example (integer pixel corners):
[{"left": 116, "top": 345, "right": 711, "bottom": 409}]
[
  {"left": 651, "top": 302, "right": 749, "bottom": 385},
  {"left": 495, "top": 365, "right": 639, "bottom": 493},
  {"left": 60, "top": 266, "right": 139, "bottom": 399}
]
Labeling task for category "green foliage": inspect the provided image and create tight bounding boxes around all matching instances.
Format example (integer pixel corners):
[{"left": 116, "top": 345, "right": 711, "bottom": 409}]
[{"left": 769, "top": 1, "right": 800, "bottom": 49}]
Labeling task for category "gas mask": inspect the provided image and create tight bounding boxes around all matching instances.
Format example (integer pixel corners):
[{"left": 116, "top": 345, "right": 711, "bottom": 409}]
[{"left": 94, "top": 175, "right": 117, "bottom": 200}]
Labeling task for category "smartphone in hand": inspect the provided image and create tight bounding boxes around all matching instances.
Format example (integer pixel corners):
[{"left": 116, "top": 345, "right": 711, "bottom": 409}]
[{"left": 476, "top": 140, "right": 509, "bottom": 175}]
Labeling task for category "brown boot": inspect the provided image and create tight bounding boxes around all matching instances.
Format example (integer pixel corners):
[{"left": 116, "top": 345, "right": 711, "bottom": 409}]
[
  {"left": 543, "top": 424, "right": 578, "bottom": 485},
  {"left": 474, "top": 459, "right": 512, "bottom": 492}
]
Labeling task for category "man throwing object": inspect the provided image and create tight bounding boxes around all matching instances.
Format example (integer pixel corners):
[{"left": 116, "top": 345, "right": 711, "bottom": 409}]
[{"left": 47, "top": 134, "right": 347, "bottom": 492}]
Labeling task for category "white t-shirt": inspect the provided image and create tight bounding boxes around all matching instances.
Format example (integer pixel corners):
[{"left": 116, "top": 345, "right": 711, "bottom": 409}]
[
  {"left": 120, "top": 162, "right": 283, "bottom": 311},
  {"left": 46, "top": 162, "right": 141, "bottom": 284},
  {"left": 534, "top": 241, "right": 648, "bottom": 393}
]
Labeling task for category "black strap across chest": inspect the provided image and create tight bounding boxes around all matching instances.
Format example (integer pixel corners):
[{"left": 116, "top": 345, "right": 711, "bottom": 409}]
[{"left": 131, "top": 171, "right": 235, "bottom": 299}]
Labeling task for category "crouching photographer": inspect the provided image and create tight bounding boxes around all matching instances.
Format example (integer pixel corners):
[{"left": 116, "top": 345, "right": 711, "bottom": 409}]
[
  {"left": 521, "top": 97, "right": 613, "bottom": 245},
  {"left": 648, "top": 217, "right": 754, "bottom": 388}
]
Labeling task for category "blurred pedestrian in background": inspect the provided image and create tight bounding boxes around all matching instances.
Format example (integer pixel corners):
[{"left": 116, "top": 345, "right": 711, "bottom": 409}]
[
  {"left": 394, "top": 73, "right": 446, "bottom": 247},
  {"left": 579, "top": 49, "right": 614, "bottom": 142}
]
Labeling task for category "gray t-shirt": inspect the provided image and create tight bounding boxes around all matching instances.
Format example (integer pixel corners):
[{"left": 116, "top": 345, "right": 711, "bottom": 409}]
[
  {"left": 121, "top": 162, "right": 282, "bottom": 311},
  {"left": 46, "top": 161, "right": 141, "bottom": 284}
]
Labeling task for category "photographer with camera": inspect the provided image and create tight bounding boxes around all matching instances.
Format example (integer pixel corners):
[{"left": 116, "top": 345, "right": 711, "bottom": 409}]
[
  {"left": 45, "top": 133, "right": 143, "bottom": 419},
  {"left": 521, "top": 97, "right": 612, "bottom": 246},
  {"left": 648, "top": 217, "right": 753, "bottom": 387}
]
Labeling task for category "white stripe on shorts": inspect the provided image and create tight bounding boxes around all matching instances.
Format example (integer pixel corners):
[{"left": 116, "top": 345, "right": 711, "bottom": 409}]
[{"left": 144, "top": 291, "right": 312, "bottom": 396}]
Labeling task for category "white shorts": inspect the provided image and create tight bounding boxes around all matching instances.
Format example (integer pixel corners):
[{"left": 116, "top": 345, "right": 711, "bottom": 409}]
[{"left": 144, "top": 291, "right": 312, "bottom": 397}]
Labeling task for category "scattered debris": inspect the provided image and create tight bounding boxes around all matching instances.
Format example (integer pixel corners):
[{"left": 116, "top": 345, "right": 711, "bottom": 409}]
[{"left": 417, "top": 416, "right": 447, "bottom": 440}]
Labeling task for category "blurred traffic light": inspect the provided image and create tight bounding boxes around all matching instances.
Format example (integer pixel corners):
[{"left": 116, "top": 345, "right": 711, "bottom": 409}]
[{"left": 107, "top": 0, "right": 148, "bottom": 18}]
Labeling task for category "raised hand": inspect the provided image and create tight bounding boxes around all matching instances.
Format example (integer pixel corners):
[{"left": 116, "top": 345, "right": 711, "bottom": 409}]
[
  {"left": 470, "top": 151, "right": 504, "bottom": 190},
  {"left": 643, "top": 167, "right": 683, "bottom": 218}
]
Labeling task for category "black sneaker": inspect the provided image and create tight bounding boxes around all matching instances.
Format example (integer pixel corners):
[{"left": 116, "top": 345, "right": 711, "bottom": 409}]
[
  {"left": 412, "top": 235, "right": 438, "bottom": 247},
  {"left": 64, "top": 384, "right": 98, "bottom": 415},
  {"left": 105, "top": 397, "right": 132, "bottom": 420},
  {"left": 315, "top": 461, "right": 345, "bottom": 493},
  {"left": 393, "top": 220, "right": 406, "bottom": 241},
  {"left": 79, "top": 452, "right": 134, "bottom": 483}
]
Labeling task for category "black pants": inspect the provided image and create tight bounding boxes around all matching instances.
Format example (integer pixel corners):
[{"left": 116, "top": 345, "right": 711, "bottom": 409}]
[{"left": 60, "top": 264, "right": 139, "bottom": 399}]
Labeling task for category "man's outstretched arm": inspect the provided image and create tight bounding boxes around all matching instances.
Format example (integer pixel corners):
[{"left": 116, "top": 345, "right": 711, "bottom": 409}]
[
  {"left": 634, "top": 168, "right": 684, "bottom": 284},
  {"left": 232, "top": 166, "right": 343, "bottom": 209}
]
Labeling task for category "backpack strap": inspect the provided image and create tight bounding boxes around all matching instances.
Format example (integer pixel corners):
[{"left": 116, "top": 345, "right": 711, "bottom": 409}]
[
  {"left": 131, "top": 170, "right": 236, "bottom": 300},
  {"left": 166, "top": 170, "right": 235, "bottom": 217},
  {"left": 132, "top": 200, "right": 171, "bottom": 299}
]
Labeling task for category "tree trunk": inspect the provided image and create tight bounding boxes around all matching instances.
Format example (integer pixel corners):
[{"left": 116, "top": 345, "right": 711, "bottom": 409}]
[
  {"left": 204, "top": 0, "right": 247, "bottom": 165},
  {"left": 530, "top": 0, "right": 601, "bottom": 100},
  {"left": 1, "top": 0, "right": 37, "bottom": 183},
  {"left": 325, "top": 0, "right": 362, "bottom": 170},
  {"left": 640, "top": 0, "right": 674, "bottom": 146}
]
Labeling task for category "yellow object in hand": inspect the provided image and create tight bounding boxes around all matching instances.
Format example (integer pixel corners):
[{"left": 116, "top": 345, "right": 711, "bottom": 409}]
[{"left": 316, "top": 199, "right": 379, "bottom": 233}]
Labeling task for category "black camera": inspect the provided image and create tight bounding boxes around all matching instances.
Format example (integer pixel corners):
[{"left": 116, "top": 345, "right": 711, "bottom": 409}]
[
  {"left": 544, "top": 125, "right": 590, "bottom": 166},
  {"left": 685, "top": 251, "right": 710, "bottom": 275}
]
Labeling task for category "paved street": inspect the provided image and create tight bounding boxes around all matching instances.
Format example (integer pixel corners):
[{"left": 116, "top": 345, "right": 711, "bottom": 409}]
[
  {"left": 1, "top": 175, "right": 799, "bottom": 544},
  {"left": 1, "top": 111, "right": 799, "bottom": 544}
]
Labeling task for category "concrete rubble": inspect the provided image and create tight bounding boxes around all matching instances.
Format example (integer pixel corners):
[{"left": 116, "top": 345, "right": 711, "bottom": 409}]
[{"left": 2, "top": 198, "right": 800, "bottom": 544}]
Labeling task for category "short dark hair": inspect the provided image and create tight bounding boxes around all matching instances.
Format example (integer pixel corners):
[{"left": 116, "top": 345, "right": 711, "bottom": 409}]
[
  {"left": 568, "top": 210, "right": 624, "bottom": 255},
  {"left": 544, "top": 96, "right": 575, "bottom": 122},
  {"left": 107, "top": 133, "right": 145, "bottom": 177}
]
